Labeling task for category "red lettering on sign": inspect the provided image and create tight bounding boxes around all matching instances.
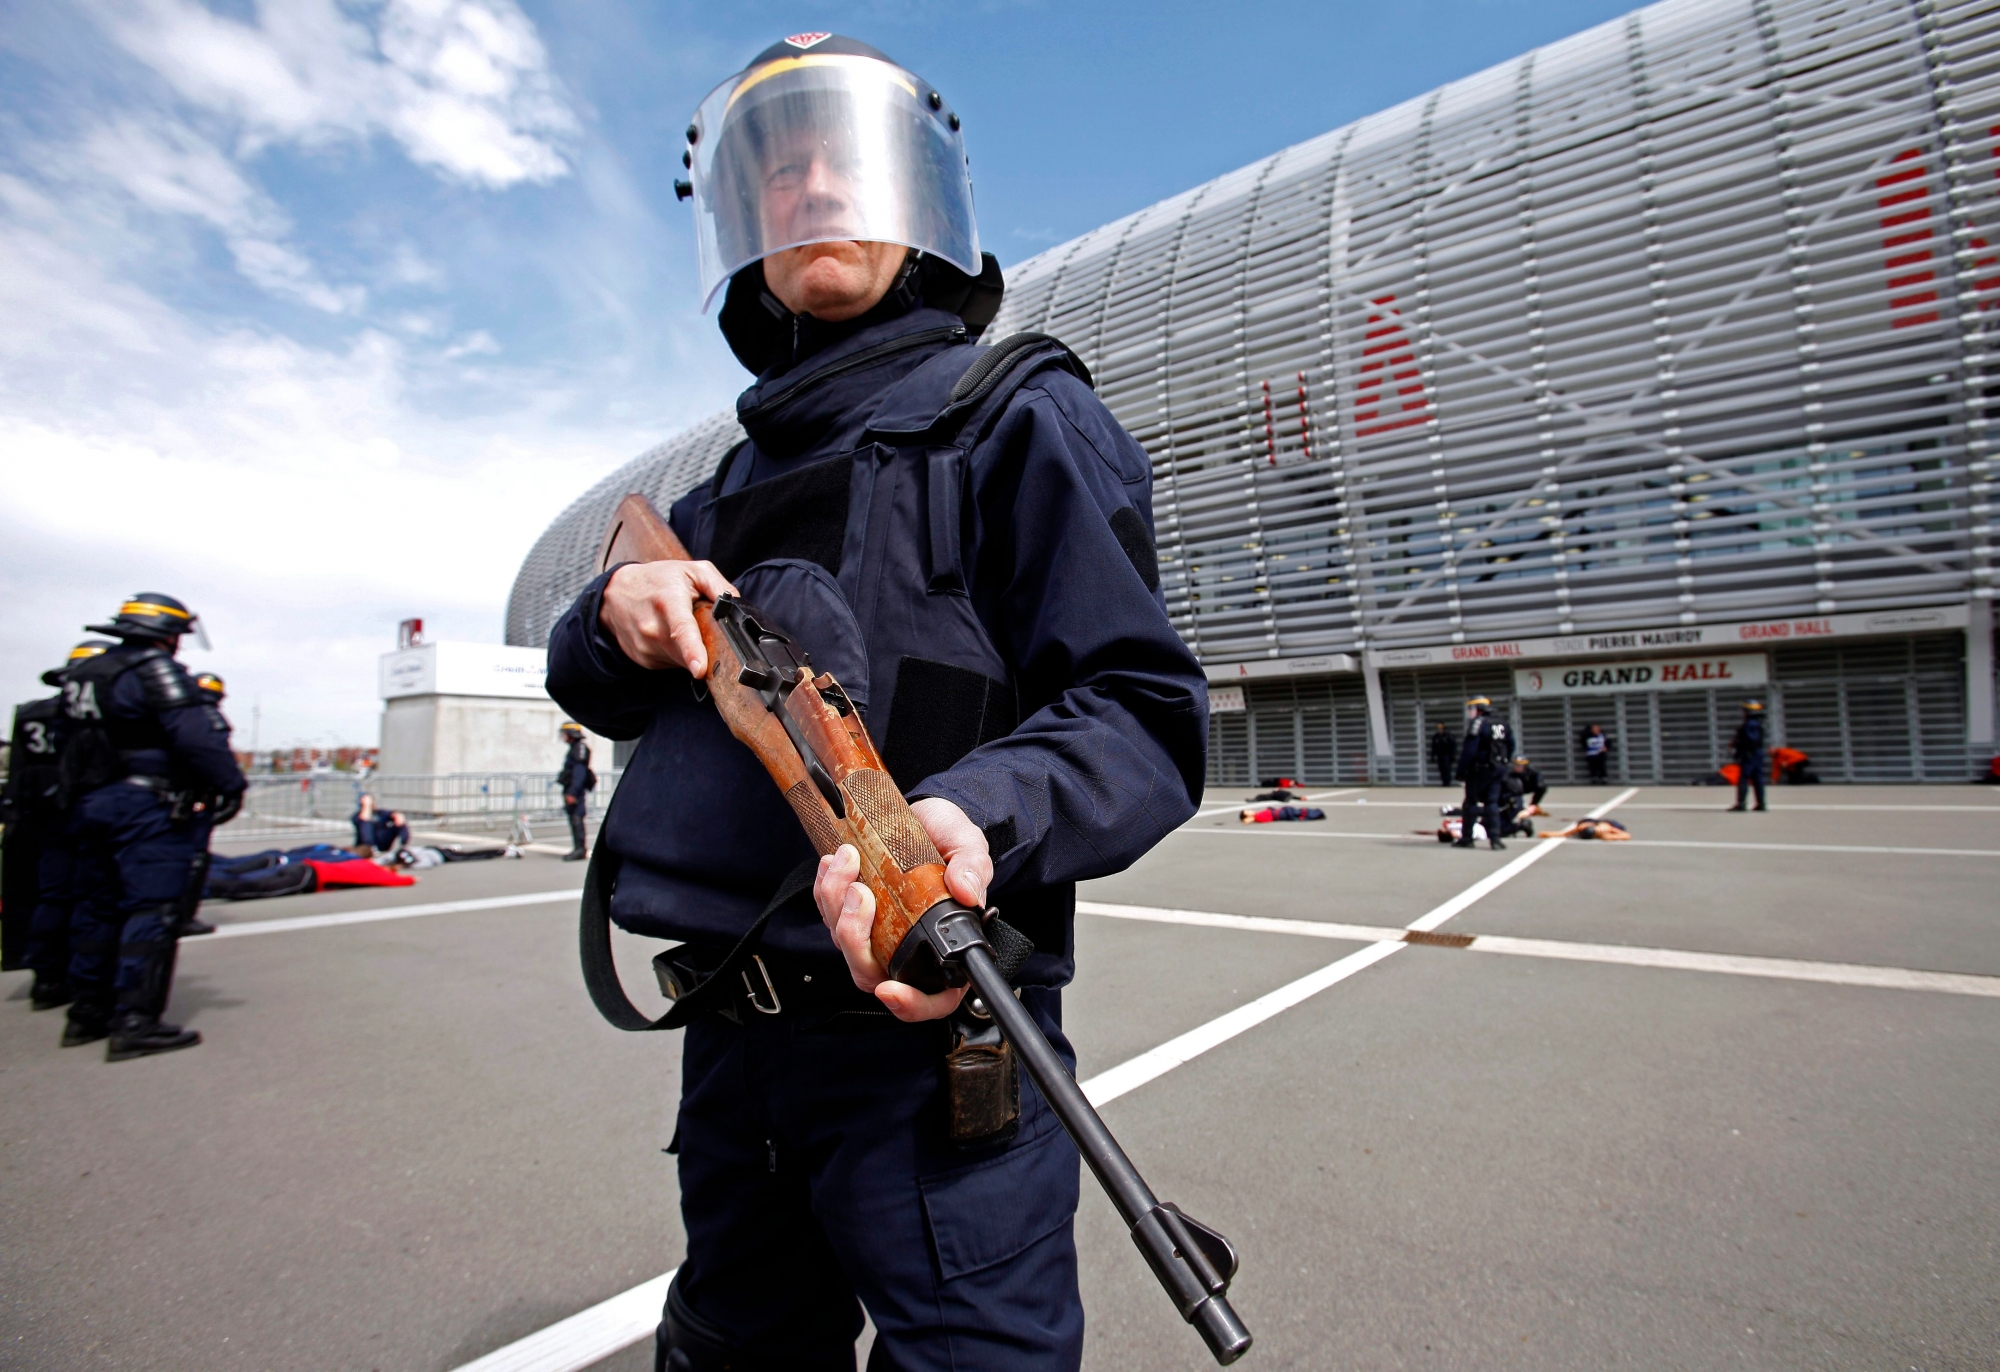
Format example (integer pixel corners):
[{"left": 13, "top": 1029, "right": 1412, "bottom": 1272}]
[{"left": 1793, "top": 619, "right": 1832, "bottom": 636}]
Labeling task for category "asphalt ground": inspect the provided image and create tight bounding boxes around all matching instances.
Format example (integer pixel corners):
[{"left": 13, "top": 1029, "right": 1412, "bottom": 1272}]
[{"left": 2, "top": 786, "right": 1997, "bottom": 1370}]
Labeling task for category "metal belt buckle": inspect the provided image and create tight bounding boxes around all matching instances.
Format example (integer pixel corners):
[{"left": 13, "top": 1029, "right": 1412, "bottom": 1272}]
[{"left": 740, "top": 955, "right": 783, "bottom": 1015}]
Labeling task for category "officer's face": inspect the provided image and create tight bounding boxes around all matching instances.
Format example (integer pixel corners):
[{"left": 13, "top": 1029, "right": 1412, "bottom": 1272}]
[{"left": 758, "top": 130, "right": 863, "bottom": 245}]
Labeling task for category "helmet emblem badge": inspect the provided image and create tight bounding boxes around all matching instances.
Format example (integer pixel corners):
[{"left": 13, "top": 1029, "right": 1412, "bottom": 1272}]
[{"left": 783, "top": 32, "right": 831, "bottom": 48}]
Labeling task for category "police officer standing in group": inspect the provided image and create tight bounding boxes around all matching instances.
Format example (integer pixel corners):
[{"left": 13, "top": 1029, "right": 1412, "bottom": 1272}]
[
  {"left": 1428, "top": 720, "right": 1456, "bottom": 787},
  {"left": 1453, "top": 696, "right": 1512, "bottom": 850},
  {"left": 556, "top": 722, "right": 594, "bottom": 862},
  {"left": 547, "top": 34, "right": 1205, "bottom": 1370},
  {"left": 174, "top": 671, "right": 236, "bottom": 938},
  {"left": 3, "top": 641, "right": 112, "bottom": 1009},
  {"left": 60, "top": 595, "right": 244, "bottom": 1060},
  {"left": 1728, "top": 700, "right": 1769, "bottom": 812}
]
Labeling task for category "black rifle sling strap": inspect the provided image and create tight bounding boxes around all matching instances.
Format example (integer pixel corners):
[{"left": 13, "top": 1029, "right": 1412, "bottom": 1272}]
[{"left": 579, "top": 842, "right": 817, "bottom": 1032}]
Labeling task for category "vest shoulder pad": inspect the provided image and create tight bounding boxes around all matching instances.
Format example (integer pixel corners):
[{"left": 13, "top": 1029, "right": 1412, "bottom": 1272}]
[
  {"left": 865, "top": 332, "right": 1094, "bottom": 447},
  {"left": 131, "top": 650, "right": 200, "bottom": 710}
]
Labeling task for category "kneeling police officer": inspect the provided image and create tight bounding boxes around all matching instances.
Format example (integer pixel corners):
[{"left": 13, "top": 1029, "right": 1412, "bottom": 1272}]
[
  {"left": 547, "top": 34, "right": 1206, "bottom": 1372},
  {"left": 61, "top": 595, "right": 244, "bottom": 1060}
]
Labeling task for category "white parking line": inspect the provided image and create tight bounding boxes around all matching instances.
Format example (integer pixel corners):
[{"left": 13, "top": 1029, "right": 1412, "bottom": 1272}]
[
  {"left": 449, "top": 1270, "right": 674, "bottom": 1372},
  {"left": 204, "top": 889, "right": 583, "bottom": 939},
  {"left": 1075, "top": 788, "right": 1637, "bottom": 1105},
  {"left": 1173, "top": 828, "right": 2000, "bottom": 858},
  {"left": 1286, "top": 799, "right": 2000, "bottom": 813},
  {"left": 1078, "top": 904, "right": 2000, "bottom": 999}
]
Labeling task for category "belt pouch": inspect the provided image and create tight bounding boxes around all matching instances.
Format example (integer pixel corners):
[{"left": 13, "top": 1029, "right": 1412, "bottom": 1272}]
[{"left": 944, "top": 1007, "right": 1019, "bottom": 1149}]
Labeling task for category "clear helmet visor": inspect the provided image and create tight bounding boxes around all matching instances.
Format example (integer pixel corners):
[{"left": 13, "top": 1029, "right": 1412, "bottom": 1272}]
[{"left": 688, "top": 52, "right": 979, "bottom": 310}]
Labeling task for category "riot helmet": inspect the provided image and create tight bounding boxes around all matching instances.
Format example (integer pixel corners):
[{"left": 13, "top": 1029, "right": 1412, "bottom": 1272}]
[
  {"left": 684, "top": 34, "right": 982, "bottom": 312},
  {"left": 1466, "top": 696, "right": 1492, "bottom": 716},
  {"left": 87, "top": 593, "right": 202, "bottom": 646},
  {"left": 194, "top": 672, "right": 226, "bottom": 701},
  {"left": 41, "top": 639, "right": 112, "bottom": 687}
]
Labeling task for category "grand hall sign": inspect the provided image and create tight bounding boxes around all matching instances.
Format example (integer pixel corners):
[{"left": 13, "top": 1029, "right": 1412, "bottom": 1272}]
[{"left": 1514, "top": 654, "right": 1769, "bottom": 698}]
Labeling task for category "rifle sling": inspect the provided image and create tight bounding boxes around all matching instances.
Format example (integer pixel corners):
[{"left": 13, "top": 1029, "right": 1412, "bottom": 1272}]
[{"left": 579, "top": 844, "right": 818, "bottom": 1032}]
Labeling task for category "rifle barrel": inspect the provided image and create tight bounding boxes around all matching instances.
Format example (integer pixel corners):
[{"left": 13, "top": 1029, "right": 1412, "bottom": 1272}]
[{"left": 959, "top": 946, "right": 1253, "bottom": 1365}]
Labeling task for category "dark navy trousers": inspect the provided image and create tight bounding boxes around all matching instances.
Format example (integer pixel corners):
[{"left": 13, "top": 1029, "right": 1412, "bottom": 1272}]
[
  {"left": 1462, "top": 773, "right": 1505, "bottom": 843},
  {"left": 25, "top": 827, "right": 75, "bottom": 980},
  {"left": 1735, "top": 752, "right": 1767, "bottom": 809},
  {"left": 672, "top": 987, "right": 1084, "bottom": 1371},
  {"left": 68, "top": 783, "right": 197, "bottom": 1014}
]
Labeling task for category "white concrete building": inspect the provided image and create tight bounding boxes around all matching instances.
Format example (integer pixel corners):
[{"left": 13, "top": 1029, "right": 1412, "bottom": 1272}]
[{"left": 376, "top": 641, "right": 604, "bottom": 776}]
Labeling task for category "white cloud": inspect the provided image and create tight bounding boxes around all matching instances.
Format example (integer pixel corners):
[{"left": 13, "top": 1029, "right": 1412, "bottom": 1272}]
[
  {"left": 0, "top": 165, "right": 677, "bottom": 744},
  {"left": 442, "top": 328, "right": 500, "bottom": 358},
  {"left": 94, "top": 0, "right": 581, "bottom": 189},
  {"left": 0, "top": 2, "right": 744, "bottom": 746},
  {"left": 71, "top": 116, "right": 362, "bottom": 313}
]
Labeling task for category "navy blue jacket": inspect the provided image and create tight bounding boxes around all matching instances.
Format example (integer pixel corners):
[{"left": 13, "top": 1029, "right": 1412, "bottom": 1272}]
[
  {"left": 557, "top": 740, "right": 594, "bottom": 796},
  {"left": 1458, "top": 713, "right": 1504, "bottom": 780},
  {"left": 1731, "top": 714, "right": 1766, "bottom": 761},
  {"left": 547, "top": 305, "right": 1207, "bottom": 986},
  {"left": 65, "top": 643, "right": 244, "bottom": 797},
  {"left": 3, "top": 695, "right": 69, "bottom": 826}
]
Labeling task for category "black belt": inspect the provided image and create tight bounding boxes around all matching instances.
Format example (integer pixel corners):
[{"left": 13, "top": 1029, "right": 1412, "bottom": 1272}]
[
  {"left": 655, "top": 944, "right": 887, "bottom": 1027},
  {"left": 123, "top": 775, "right": 175, "bottom": 793}
]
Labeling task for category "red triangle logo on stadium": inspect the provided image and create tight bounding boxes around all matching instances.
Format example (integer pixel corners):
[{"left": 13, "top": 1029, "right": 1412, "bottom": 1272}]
[{"left": 785, "top": 32, "right": 832, "bottom": 48}]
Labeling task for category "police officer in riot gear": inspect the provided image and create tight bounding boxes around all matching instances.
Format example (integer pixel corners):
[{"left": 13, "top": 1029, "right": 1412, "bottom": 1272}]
[
  {"left": 3, "top": 641, "right": 112, "bottom": 1009},
  {"left": 548, "top": 34, "right": 1205, "bottom": 1372},
  {"left": 1728, "top": 700, "right": 1768, "bottom": 812},
  {"left": 556, "top": 722, "right": 594, "bottom": 862},
  {"left": 1453, "top": 696, "right": 1511, "bottom": 850},
  {"left": 60, "top": 595, "right": 245, "bottom": 1059},
  {"left": 175, "top": 671, "right": 235, "bottom": 937}
]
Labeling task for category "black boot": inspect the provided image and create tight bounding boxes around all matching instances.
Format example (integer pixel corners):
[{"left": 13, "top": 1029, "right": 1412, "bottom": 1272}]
[
  {"left": 106, "top": 1012, "right": 201, "bottom": 1062},
  {"left": 180, "top": 917, "right": 217, "bottom": 936},
  {"left": 562, "top": 847, "right": 588, "bottom": 862},
  {"left": 30, "top": 977, "right": 74, "bottom": 1011},
  {"left": 1489, "top": 838, "right": 1506, "bottom": 850},
  {"left": 62, "top": 1003, "right": 110, "bottom": 1047},
  {"left": 1450, "top": 836, "right": 1477, "bottom": 848}
]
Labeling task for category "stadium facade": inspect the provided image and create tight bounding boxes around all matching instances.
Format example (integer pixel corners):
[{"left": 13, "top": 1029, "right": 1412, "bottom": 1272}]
[{"left": 508, "top": 0, "right": 1999, "bottom": 785}]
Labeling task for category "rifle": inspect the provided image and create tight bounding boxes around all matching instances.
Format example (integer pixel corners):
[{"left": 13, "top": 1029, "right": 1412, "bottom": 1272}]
[{"left": 597, "top": 493, "right": 1253, "bottom": 1365}]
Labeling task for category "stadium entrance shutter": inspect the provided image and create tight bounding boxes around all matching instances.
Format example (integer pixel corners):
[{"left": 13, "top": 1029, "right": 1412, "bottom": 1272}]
[
  {"left": 1205, "top": 675, "right": 1372, "bottom": 788},
  {"left": 658, "top": 630, "right": 1970, "bottom": 791},
  {"left": 1349, "top": 632, "right": 1967, "bottom": 786}
]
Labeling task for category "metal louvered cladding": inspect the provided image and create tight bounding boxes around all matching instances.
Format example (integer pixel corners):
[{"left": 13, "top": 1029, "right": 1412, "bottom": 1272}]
[
  {"left": 507, "top": 0, "right": 1995, "bottom": 783},
  {"left": 984, "top": 0, "right": 1998, "bottom": 658},
  {"left": 505, "top": 413, "right": 745, "bottom": 648}
]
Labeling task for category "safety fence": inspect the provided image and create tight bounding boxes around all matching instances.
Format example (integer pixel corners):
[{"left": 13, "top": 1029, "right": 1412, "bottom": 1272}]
[{"left": 225, "top": 770, "right": 624, "bottom": 843}]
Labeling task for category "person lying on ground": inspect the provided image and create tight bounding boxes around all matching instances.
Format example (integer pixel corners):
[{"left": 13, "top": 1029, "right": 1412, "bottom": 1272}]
[{"left": 1240, "top": 805, "right": 1326, "bottom": 823}]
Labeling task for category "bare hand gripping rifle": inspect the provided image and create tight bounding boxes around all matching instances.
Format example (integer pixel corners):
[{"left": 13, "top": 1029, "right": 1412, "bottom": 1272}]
[{"left": 597, "top": 493, "right": 1252, "bottom": 1364}]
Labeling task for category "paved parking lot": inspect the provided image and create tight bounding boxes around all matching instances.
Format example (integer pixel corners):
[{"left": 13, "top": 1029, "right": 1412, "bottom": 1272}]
[{"left": 3, "top": 785, "right": 1997, "bottom": 1370}]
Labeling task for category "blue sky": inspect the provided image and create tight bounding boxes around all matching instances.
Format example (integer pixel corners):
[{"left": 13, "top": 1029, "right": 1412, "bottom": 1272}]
[{"left": 0, "top": 0, "right": 1640, "bottom": 746}]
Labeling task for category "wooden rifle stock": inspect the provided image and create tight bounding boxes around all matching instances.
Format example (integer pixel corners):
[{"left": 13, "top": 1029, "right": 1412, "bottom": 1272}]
[{"left": 595, "top": 492, "right": 961, "bottom": 976}]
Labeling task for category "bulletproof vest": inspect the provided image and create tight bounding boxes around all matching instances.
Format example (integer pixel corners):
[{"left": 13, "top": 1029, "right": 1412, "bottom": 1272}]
[
  {"left": 605, "top": 331, "right": 1092, "bottom": 953},
  {"left": 8, "top": 696, "right": 68, "bottom": 818},
  {"left": 699, "top": 332, "right": 1092, "bottom": 787},
  {"left": 59, "top": 646, "right": 188, "bottom": 797}
]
